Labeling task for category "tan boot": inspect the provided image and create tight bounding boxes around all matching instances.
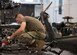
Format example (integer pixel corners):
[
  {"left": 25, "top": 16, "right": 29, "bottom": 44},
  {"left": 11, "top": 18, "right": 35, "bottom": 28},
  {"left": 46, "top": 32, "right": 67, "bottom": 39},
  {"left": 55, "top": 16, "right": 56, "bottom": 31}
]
[{"left": 35, "top": 40, "right": 45, "bottom": 52}]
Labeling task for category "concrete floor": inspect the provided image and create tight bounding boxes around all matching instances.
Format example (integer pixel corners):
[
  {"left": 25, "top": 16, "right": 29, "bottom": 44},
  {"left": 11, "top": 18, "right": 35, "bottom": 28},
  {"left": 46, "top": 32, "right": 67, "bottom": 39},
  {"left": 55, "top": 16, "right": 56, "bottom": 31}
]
[
  {"left": 0, "top": 49, "right": 77, "bottom": 55},
  {"left": 50, "top": 48, "right": 77, "bottom": 55},
  {"left": 60, "top": 51, "right": 76, "bottom": 55}
]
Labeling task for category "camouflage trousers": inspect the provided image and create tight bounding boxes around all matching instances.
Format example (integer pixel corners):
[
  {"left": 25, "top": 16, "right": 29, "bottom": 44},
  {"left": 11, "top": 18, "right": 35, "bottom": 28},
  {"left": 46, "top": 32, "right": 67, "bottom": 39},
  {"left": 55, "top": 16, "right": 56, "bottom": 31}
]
[{"left": 17, "top": 31, "right": 46, "bottom": 45}]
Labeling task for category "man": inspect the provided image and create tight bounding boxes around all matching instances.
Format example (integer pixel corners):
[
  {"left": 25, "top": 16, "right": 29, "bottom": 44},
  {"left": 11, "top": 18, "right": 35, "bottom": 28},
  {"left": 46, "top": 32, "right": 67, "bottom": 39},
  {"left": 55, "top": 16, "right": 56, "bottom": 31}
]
[{"left": 5, "top": 13, "right": 46, "bottom": 51}]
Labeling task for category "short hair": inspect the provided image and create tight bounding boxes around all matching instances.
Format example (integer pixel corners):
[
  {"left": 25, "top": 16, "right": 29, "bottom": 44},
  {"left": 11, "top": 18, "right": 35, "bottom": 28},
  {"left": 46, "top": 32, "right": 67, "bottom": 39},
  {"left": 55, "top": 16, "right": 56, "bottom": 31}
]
[{"left": 15, "top": 13, "right": 19, "bottom": 18}]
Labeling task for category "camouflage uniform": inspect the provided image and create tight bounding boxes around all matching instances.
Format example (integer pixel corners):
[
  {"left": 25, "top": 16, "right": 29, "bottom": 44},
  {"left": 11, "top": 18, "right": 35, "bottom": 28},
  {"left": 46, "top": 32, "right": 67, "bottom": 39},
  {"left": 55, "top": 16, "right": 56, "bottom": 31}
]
[{"left": 17, "top": 16, "right": 46, "bottom": 45}]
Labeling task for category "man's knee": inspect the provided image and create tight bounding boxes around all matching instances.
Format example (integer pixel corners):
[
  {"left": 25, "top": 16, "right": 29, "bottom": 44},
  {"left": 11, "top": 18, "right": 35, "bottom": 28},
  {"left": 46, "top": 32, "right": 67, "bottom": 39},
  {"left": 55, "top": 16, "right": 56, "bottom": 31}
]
[{"left": 20, "top": 33, "right": 33, "bottom": 39}]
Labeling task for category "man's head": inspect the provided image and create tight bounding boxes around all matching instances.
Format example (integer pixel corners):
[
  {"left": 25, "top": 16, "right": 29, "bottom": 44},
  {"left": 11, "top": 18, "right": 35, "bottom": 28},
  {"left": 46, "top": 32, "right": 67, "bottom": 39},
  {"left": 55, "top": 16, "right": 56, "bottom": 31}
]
[{"left": 15, "top": 13, "right": 25, "bottom": 23}]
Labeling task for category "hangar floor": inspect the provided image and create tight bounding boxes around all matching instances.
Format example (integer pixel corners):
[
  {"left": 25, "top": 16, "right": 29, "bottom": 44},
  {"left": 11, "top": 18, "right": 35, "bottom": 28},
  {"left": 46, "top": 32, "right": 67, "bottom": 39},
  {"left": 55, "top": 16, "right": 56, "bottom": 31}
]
[{"left": 0, "top": 48, "right": 77, "bottom": 55}]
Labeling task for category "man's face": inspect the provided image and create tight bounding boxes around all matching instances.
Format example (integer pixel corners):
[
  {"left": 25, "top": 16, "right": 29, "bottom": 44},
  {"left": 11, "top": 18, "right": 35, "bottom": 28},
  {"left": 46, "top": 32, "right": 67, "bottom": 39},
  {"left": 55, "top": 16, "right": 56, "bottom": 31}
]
[{"left": 16, "top": 16, "right": 22, "bottom": 23}]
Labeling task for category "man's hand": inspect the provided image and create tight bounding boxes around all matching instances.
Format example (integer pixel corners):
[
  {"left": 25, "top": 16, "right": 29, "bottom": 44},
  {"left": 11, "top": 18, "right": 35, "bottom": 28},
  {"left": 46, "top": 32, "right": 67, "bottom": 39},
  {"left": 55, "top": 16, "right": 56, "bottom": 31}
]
[
  {"left": 1, "top": 38, "right": 9, "bottom": 47},
  {"left": 7, "top": 36, "right": 11, "bottom": 40},
  {"left": 1, "top": 36, "right": 12, "bottom": 47}
]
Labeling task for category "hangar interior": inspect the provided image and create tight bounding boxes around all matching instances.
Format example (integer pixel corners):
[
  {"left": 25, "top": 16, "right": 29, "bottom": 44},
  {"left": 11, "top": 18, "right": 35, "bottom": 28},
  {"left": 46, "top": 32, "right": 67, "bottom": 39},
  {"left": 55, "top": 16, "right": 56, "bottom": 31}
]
[{"left": 0, "top": 0, "right": 77, "bottom": 55}]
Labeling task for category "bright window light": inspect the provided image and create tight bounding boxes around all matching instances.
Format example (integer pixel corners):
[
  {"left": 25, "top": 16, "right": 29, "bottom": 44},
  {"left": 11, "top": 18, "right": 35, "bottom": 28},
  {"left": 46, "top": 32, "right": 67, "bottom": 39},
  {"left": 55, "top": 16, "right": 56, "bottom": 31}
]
[
  {"left": 12, "top": 0, "right": 41, "bottom": 3},
  {"left": 26, "top": 0, "right": 33, "bottom": 2},
  {"left": 12, "top": 0, "right": 33, "bottom": 2}
]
